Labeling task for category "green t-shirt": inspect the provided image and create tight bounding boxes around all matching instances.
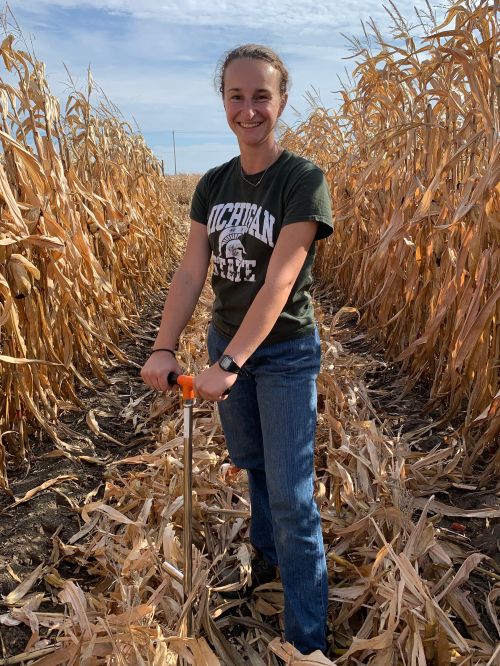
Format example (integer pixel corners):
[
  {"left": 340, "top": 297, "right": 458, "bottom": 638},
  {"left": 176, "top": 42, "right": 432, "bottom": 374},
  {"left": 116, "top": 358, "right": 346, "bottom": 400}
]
[{"left": 190, "top": 149, "right": 333, "bottom": 344}]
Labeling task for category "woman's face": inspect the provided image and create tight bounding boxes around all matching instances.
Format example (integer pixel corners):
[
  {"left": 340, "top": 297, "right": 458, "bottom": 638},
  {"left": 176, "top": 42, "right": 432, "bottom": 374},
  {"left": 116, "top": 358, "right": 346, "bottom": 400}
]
[{"left": 223, "top": 57, "right": 287, "bottom": 150}]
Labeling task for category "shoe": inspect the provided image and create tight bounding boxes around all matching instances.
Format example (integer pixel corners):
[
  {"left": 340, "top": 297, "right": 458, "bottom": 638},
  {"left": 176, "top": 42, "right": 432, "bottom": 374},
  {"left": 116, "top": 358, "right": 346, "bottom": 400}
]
[
  {"left": 269, "top": 639, "right": 337, "bottom": 664},
  {"left": 213, "top": 549, "right": 278, "bottom": 599}
]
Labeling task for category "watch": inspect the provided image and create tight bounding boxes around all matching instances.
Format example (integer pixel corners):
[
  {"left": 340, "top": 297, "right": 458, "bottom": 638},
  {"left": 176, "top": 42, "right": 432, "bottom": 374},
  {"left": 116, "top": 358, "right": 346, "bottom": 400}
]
[{"left": 218, "top": 354, "right": 241, "bottom": 374}]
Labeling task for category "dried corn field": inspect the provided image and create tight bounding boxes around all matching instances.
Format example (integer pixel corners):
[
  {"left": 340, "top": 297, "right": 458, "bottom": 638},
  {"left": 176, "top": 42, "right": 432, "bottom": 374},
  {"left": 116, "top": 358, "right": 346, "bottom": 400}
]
[
  {"left": 0, "top": 2, "right": 499, "bottom": 666},
  {"left": 280, "top": 1, "right": 500, "bottom": 481},
  {"left": 0, "top": 34, "right": 183, "bottom": 490},
  {"left": 3, "top": 285, "right": 500, "bottom": 666}
]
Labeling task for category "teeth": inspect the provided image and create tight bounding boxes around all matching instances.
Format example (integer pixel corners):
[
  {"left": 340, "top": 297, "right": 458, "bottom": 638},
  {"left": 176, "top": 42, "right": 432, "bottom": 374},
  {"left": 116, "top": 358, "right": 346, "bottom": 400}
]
[{"left": 240, "top": 122, "right": 261, "bottom": 128}]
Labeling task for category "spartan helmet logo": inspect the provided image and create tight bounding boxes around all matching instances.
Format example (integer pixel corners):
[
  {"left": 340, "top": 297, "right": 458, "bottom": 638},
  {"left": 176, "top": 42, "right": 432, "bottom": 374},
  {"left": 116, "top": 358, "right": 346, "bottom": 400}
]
[
  {"left": 225, "top": 238, "right": 246, "bottom": 263},
  {"left": 218, "top": 226, "right": 248, "bottom": 265}
]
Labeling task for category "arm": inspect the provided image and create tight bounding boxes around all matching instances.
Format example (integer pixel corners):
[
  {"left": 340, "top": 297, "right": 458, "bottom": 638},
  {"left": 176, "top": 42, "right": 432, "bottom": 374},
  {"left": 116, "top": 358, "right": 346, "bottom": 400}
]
[
  {"left": 141, "top": 220, "right": 210, "bottom": 391},
  {"left": 195, "top": 220, "right": 318, "bottom": 400}
]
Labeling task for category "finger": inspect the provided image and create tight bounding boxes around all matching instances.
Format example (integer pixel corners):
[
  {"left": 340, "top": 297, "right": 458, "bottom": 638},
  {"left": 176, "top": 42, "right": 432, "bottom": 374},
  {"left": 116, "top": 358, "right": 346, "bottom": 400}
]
[
  {"left": 209, "top": 392, "right": 227, "bottom": 402},
  {"left": 145, "top": 375, "right": 160, "bottom": 391},
  {"left": 162, "top": 379, "right": 180, "bottom": 392},
  {"left": 143, "top": 370, "right": 159, "bottom": 388},
  {"left": 199, "top": 391, "right": 218, "bottom": 402},
  {"left": 143, "top": 376, "right": 155, "bottom": 390},
  {"left": 153, "top": 375, "right": 169, "bottom": 392}
]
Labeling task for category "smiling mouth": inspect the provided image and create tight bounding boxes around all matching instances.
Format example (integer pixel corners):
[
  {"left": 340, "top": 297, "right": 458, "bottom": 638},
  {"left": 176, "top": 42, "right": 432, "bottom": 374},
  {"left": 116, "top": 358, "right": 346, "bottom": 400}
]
[{"left": 238, "top": 121, "right": 262, "bottom": 128}]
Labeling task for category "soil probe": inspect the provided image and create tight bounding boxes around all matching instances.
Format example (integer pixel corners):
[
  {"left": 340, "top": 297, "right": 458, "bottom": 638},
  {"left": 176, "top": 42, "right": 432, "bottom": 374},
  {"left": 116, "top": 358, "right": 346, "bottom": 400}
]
[
  {"left": 163, "top": 373, "right": 230, "bottom": 637},
  {"left": 167, "top": 371, "right": 195, "bottom": 637}
]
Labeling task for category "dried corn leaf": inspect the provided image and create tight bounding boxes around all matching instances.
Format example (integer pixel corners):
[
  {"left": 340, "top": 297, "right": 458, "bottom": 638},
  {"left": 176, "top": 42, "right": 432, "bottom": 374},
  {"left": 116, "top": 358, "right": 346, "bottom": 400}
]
[
  {"left": 414, "top": 498, "right": 500, "bottom": 519},
  {"left": 3, "top": 563, "right": 44, "bottom": 606},
  {"left": 10, "top": 474, "right": 78, "bottom": 508}
]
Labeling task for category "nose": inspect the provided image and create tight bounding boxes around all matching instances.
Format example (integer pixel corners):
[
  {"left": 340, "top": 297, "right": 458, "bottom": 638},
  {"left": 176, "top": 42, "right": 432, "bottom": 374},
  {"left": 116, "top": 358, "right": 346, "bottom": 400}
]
[{"left": 241, "top": 98, "right": 256, "bottom": 119}]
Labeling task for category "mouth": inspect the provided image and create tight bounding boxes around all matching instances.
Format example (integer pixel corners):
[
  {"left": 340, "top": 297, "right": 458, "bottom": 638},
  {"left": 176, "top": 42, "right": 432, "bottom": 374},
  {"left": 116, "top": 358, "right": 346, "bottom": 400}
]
[{"left": 238, "top": 121, "right": 262, "bottom": 129}]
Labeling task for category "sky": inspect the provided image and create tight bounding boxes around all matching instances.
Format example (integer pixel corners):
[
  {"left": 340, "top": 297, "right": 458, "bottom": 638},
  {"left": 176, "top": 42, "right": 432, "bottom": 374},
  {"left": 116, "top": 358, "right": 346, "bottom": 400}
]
[{"left": 4, "top": 0, "right": 448, "bottom": 174}]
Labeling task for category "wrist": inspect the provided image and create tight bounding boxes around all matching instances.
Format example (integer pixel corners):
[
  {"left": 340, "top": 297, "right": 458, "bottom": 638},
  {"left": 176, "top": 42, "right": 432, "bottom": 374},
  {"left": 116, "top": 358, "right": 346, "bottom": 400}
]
[
  {"left": 151, "top": 347, "right": 176, "bottom": 357},
  {"left": 223, "top": 349, "right": 248, "bottom": 368},
  {"left": 153, "top": 338, "right": 179, "bottom": 351},
  {"left": 218, "top": 354, "right": 241, "bottom": 374}
]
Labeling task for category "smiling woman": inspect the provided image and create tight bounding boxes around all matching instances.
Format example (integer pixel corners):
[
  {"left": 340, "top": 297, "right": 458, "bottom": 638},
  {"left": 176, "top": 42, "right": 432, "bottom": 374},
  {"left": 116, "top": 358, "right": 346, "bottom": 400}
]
[
  {"left": 223, "top": 57, "right": 285, "bottom": 172},
  {"left": 140, "top": 43, "right": 334, "bottom": 660},
  {"left": 216, "top": 44, "right": 289, "bottom": 175}
]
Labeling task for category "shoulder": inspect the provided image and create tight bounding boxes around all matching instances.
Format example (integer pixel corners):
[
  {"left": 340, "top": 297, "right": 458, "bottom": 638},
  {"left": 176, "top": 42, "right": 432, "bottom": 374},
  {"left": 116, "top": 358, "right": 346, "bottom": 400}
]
[
  {"left": 278, "top": 151, "right": 333, "bottom": 239},
  {"left": 191, "top": 156, "right": 240, "bottom": 223},
  {"left": 197, "top": 156, "right": 239, "bottom": 190},
  {"left": 277, "top": 150, "right": 329, "bottom": 197},
  {"left": 277, "top": 150, "right": 328, "bottom": 195},
  {"left": 280, "top": 150, "right": 325, "bottom": 178}
]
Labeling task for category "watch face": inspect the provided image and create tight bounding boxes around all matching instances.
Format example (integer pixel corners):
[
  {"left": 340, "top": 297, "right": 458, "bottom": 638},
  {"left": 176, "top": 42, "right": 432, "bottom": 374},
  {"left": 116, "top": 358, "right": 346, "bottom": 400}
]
[{"left": 219, "top": 355, "right": 239, "bottom": 373}]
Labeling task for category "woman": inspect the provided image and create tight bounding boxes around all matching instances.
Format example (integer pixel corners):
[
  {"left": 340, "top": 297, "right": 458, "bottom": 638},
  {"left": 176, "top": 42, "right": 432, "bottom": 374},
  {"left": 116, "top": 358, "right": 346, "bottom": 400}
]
[{"left": 141, "top": 44, "right": 333, "bottom": 656}]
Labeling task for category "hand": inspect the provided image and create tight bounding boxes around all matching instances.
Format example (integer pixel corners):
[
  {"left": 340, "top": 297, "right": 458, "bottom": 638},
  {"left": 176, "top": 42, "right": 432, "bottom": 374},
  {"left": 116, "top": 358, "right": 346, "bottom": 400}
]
[
  {"left": 140, "top": 352, "right": 183, "bottom": 392},
  {"left": 194, "top": 363, "right": 238, "bottom": 401}
]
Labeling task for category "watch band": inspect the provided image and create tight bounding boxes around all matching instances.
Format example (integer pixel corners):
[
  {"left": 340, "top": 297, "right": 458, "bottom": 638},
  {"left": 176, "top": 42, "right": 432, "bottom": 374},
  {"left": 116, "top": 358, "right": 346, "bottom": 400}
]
[{"left": 218, "top": 354, "right": 241, "bottom": 374}]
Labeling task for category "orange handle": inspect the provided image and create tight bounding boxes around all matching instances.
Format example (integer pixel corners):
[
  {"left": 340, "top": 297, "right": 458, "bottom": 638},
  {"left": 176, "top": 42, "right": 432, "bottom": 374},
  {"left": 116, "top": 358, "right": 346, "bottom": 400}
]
[
  {"left": 168, "top": 371, "right": 231, "bottom": 399},
  {"left": 168, "top": 372, "right": 195, "bottom": 400},
  {"left": 178, "top": 374, "right": 195, "bottom": 400}
]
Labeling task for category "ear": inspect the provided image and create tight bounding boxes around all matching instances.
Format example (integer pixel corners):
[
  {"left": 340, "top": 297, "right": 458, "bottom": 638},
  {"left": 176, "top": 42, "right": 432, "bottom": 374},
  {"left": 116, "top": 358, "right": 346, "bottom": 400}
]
[{"left": 278, "top": 93, "right": 288, "bottom": 116}]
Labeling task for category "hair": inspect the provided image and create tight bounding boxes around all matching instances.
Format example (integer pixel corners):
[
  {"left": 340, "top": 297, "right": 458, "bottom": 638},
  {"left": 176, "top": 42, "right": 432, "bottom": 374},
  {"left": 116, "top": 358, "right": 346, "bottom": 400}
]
[{"left": 215, "top": 44, "right": 290, "bottom": 97}]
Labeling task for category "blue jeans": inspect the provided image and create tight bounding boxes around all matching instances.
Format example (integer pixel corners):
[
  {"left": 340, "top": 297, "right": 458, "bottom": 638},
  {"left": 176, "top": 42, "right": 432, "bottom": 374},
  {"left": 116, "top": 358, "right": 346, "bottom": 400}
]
[{"left": 207, "top": 324, "right": 328, "bottom": 654}]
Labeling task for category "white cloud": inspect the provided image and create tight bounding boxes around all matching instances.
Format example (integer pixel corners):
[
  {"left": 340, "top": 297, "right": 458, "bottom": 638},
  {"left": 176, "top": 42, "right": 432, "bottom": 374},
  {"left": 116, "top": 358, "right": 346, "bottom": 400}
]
[
  {"left": 11, "top": 0, "right": 446, "bottom": 36},
  {"left": 6, "top": 0, "right": 450, "bottom": 172}
]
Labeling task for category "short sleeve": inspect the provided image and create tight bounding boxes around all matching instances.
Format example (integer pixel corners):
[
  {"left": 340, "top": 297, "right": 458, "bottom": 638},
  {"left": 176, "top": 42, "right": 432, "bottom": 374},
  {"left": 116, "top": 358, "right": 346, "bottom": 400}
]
[
  {"left": 189, "top": 173, "right": 209, "bottom": 224},
  {"left": 282, "top": 164, "right": 333, "bottom": 241}
]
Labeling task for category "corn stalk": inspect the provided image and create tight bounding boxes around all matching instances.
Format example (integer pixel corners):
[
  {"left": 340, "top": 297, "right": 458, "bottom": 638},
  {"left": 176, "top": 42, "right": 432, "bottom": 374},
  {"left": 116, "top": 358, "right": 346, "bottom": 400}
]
[
  {"left": 0, "top": 36, "right": 182, "bottom": 488},
  {"left": 282, "top": 1, "right": 499, "bottom": 479}
]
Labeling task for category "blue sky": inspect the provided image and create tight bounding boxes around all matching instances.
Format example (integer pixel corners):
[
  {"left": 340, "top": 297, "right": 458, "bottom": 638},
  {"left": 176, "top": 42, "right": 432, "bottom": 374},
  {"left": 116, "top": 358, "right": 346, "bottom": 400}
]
[{"left": 5, "top": 1, "right": 447, "bottom": 174}]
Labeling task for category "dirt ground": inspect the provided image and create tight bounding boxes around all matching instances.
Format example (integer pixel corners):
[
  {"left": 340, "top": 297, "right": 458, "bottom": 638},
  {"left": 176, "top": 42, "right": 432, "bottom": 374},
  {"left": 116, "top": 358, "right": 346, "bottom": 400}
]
[
  {"left": 0, "top": 288, "right": 498, "bottom": 662},
  {"left": 0, "top": 289, "right": 171, "bottom": 658}
]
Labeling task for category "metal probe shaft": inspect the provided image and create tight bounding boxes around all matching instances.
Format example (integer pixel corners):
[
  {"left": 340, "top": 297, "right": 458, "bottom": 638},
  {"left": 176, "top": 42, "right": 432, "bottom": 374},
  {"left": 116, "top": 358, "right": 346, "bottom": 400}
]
[{"left": 183, "top": 395, "right": 194, "bottom": 637}]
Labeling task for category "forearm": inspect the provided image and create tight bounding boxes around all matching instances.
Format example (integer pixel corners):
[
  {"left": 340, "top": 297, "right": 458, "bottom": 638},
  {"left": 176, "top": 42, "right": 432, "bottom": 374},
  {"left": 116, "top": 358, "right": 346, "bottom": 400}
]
[
  {"left": 222, "top": 223, "right": 318, "bottom": 367},
  {"left": 153, "top": 266, "right": 205, "bottom": 349},
  {"left": 223, "top": 278, "right": 292, "bottom": 366}
]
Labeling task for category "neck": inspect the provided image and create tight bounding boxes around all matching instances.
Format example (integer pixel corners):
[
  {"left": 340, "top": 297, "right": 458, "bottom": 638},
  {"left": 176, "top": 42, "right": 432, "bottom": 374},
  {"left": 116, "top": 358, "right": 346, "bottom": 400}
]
[{"left": 239, "top": 141, "right": 282, "bottom": 175}]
